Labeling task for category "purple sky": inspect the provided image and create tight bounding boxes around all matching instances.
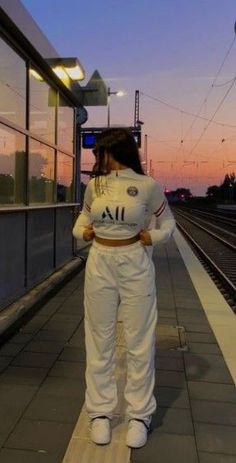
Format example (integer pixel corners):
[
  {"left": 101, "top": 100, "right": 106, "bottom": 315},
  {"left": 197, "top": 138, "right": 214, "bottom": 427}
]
[{"left": 22, "top": 0, "right": 236, "bottom": 195}]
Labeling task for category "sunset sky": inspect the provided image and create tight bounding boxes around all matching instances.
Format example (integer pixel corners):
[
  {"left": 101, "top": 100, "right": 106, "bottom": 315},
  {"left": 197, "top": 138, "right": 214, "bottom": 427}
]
[{"left": 22, "top": 0, "right": 236, "bottom": 195}]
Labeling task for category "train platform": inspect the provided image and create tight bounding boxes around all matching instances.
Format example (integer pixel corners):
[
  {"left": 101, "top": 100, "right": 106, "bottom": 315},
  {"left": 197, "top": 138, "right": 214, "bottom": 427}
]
[{"left": 0, "top": 229, "right": 235, "bottom": 463}]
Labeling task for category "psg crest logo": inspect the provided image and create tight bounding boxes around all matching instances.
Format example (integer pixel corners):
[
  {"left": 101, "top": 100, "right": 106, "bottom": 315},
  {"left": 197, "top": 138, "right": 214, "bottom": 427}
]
[{"left": 127, "top": 186, "right": 138, "bottom": 197}]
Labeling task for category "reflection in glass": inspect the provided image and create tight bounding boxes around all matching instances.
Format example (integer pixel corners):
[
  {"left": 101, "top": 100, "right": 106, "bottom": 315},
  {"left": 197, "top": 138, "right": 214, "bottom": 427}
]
[
  {"left": 30, "top": 68, "right": 56, "bottom": 143},
  {"left": 57, "top": 152, "right": 73, "bottom": 202},
  {"left": 58, "top": 95, "right": 74, "bottom": 153},
  {"left": 0, "top": 37, "right": 26, "bottom": 128},
  {"left": 0, "top": 124, "right": 26, "bottom": 205},
  {"left": 29, "top": 139, "right": 55, "bottom": 203}
]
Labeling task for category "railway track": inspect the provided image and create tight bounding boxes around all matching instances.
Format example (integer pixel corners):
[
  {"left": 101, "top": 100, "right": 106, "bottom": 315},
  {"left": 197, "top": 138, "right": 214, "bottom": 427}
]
[
  {"left": 173, "top": 206, "right": 236, "bottom": 243},
  {"left": 173, "top": 209, "right": 236, "bottom": 312}
]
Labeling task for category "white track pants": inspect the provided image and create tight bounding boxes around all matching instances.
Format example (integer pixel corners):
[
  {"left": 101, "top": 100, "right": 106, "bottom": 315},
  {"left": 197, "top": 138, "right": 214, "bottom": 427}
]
[{"left": 84, "top": 240, "right": 157, "bottom": 421}]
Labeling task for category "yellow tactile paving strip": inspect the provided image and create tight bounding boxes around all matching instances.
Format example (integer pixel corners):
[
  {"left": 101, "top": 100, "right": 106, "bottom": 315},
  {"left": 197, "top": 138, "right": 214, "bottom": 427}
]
[
  {"left": 62, "top": 321, "right": 131, "bottom": 463},
  {"left": 174, "top": 228, "right": 236, "bottom": 385}
]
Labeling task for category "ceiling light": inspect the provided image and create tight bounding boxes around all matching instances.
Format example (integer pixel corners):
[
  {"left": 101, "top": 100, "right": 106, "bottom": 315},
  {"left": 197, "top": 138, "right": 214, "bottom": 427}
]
[
  {"left": 65, "top": 65, "right": 85, "bottom": 81},
  {"left": 30, "top": 69, "right": 44, "bottom": 81},
  {"left": 52, "top": 66, "right": 68, "bottom": 80}
]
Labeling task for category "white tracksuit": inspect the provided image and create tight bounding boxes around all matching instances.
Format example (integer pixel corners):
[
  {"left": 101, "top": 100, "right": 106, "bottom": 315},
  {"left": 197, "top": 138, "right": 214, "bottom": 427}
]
[{"left": 73, "top": 168, "right": 175, "bottom": 422}]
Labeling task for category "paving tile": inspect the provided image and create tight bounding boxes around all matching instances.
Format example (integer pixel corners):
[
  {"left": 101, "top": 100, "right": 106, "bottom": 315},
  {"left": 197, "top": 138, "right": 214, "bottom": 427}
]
[
  {"left": 199, "top": 452, "right": 236, "bottom": 463},
  {"left": 0, "top": 367, "right": 48, "bottom": 386},
  {"left": 152, "top": 407, "right": 194, "bottom": 435},
  {"left": 5, "top": 419, "right": 74, "bottom": 453},
  {"left": 67, "top": 338, "right": 86, "bottom": 350},
  {"left": 21, "top": 316, "right": 48, "bottom": 334},
  {"left": 10, "top": 333, "right": 34, "bottom": 345},
  {"left": 184, "top": 353, "right": 234, "bottom": 384},
  {"left": 48, "top": 361, "right": 86, "bottom": 379},
  {"left": 37, "top": 376, "right": 83, "bottom": 399},
  {"left": 0, "top": 433, "right": 8, "bottom": 447},
  {"left": 155, "top": 370, "right": 186, "bottom": 388},
  {"left": 37, "top": 302, "right": 60, "bottom": 317},
  {"left": 183, "top": 323, "right": 213, "bottom": 334},
  {"left": 186, "top": 333, "right": 216, "bottom": 343},
  {"left": 0, "top": 357, "right": 11, "bottom": 373},
  {"left": 65, "top": 295, "right": 83, "bottom": 304},
  {"left": 157, "top": 386, "right": 190, "bottom": 409},
  {"left": 176, "top": 301, "right": 203, "bottom": 310},
  {"left": 131, "top": 432, "right": 198, "bottom": 463},
  {"left": 191, "top": 400, "right": 236, "bottom": 426},
  {"left": 174, "top": 289, "right": 201, "bottom": 298},
  {"left": 58, "top": 346, "right": 86, "bottom": 362},
  {"left": 188, "top": 381, "right": 236, "bottom": 403},
  {"left": 0, "top": 343, "right": 23, "bottom": 357},
  {"left": 43, "top": 320, "right": 78, "bottom": 332},
  {"left": 189, "top": 343, "right": 221, "bottom": 355},
  {"left": 155, "top": 356, "right": 184, "bottom": 371},
  {"left": 0, "top": 448, "right": 62, "bottom": 463},
  {"left": 156, "top": 349, "right": 182, "bottom": 358},
  {"left": 33, "top": 330, "right": 73, "bottom": 342},
  {"left": 49, "top": 313, "right": 81, "bottom": 324},
  {"left": 158, "top": 310, "right": 177, "bottom": 318},
  {"left": 178, "top": 314, "right": 208, "bottom": 324},
  {"left": 57, "top": 305, "right": 84, "bottom": 316},
  {"left": 157, "top": 336, "right": 180, "bottom": 351},
  {"left": 157, "top": 301, "right": 176, "bottom": 308},
  {"left": 24, "top": 392, "right": 84, "bottom": 423},
  {"left": 176, "top": 307, "right": 204, "bottom": 316},
  {"left": 11, "top": 352, "right": 58, "bottom": 369},
  {"left": 0, "top": 383, "right": 38, "bottom": 403},
  {"left": 24, "top": 341, "right": 65, "bottom": 354},
  {"left": 158, "top": 317, "right": 178, "bottom": 324},
  {"left": 157, "top": 299, "right": 176, "bottom": 307},
  {"left": 0, "top": 383, "right": 37, "bottom": 434},
  {"left": 195, "top": 422, "right": 236, "bottom": 455}
]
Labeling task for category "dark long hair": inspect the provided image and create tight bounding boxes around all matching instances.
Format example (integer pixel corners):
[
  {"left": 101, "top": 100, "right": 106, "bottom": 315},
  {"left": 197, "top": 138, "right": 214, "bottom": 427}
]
[{"left": 92, "top": 127, "right": 144, "bottom": 195}]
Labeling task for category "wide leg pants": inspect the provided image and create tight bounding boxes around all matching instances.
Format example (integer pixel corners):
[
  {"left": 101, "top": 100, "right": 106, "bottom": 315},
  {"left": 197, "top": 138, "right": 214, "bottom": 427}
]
[{"left": 84, "top": 240, "right": 158, "bottom": 421}]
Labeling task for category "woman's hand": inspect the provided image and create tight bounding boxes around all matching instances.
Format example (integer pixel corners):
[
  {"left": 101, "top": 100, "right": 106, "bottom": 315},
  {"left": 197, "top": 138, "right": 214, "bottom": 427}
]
[
  {"left": 140, "top": 229, "right": 153, "bottom": 246},
  {"left": 83, "top": 225, "right": 95, "bottom": 242}
]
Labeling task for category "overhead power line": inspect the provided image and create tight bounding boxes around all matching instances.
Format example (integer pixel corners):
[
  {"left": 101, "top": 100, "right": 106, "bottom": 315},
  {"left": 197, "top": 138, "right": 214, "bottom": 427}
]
[
  {"left": 140, "top": 91, "right": 236, "bottom": 128},
  {"left": 180, "top": 25, "right": 236, "bottom": 141},
  {"left": 213, "top": 77, "right": 236, "bottom": 87},
  {"left": 186, "top": 76, "right": 236, "bottom": 157}
]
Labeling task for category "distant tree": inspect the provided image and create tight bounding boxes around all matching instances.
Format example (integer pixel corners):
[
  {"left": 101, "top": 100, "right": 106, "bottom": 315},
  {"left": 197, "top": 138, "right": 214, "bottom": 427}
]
[
  {"left": 206, "top": 172, "right": 235, "bottom": 203},
  {"left": 206, "top": 185, "right": 220, "bottom": 201},
  {"left": 219, "top": 172, "right": 235, "bottom": 202}
]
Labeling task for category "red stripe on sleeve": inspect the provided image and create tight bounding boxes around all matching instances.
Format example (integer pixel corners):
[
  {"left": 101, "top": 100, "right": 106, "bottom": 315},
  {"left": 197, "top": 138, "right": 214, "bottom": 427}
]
[
  {"left": 155, "top": 201, "right": 166, "bottom": 217},
  {"left": 154, "top": 200, "right": 165, "bottom": 216},
  {"left": 84, "top": 202, "right": 91, "bottom": 212}
]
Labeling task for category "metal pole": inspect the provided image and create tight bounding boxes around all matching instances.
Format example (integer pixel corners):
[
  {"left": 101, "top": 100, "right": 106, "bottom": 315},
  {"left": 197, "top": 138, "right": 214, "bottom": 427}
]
[
  {"left": 150, "top": 158, "right": 153, "bottom": 177},
  {"left": 107, "top": 87, "right": 110, "bottom": 127},
  {"left": 144, "top": 134, "right": 148, "bottom": 174},
  {"left": 134, "top": 90, "right": 140, "bottom": 127}
]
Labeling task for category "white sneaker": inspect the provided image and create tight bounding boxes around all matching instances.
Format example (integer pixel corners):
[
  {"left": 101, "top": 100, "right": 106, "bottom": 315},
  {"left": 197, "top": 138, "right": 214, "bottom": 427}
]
[
  {"left": 126, "top": 419, "right": 150, "bottom": 448},
  {"left": 91, "top": 417, "right": 111, "bottom": 445}
]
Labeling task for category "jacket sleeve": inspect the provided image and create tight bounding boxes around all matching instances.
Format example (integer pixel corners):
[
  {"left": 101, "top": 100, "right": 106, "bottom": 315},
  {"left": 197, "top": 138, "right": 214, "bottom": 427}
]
[
  {"left": 72, "top": 180, "right": 93, "bottom": 241},
  {"left": 147, "top": 180, "right": 176, "bottom": 246}
]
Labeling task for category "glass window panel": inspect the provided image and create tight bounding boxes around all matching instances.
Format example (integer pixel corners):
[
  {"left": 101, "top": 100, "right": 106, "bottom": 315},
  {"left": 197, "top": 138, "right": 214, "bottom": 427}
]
[
  {"left": 57, "top": 152, "right": 73, "bottom": 202},
  {"left": 0, "top": 124, "right": 26, "bottom": 205},
  {"left": 0, "top": 37, "right": 26, "bottom": 128},
  {"left": 58, "top": 95, "right": 74, "bottom": 153},
  {"left": 29, "top": 139, "right": 55, "bottom": 203},
  {"left": 29, "top": 68, "right": 56, "bottom": 143}
]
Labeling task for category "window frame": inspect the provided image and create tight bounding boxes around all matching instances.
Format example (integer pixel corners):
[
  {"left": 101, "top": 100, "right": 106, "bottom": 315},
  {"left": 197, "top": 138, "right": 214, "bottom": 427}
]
[{"left": 0, "top": 28, "right": 77, "bottom": 208}]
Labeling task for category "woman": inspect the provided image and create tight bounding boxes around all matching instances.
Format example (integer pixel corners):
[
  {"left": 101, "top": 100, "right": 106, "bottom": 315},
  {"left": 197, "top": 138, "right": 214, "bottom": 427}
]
[{"left": 72, "top": 128, "right": 175, "bottom": 448}]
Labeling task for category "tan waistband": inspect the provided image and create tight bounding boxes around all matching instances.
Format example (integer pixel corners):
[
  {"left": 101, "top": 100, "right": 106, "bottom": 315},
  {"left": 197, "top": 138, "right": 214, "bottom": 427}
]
[{"left": 94, "top": 234, "right": 140, "bottom": 247}]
